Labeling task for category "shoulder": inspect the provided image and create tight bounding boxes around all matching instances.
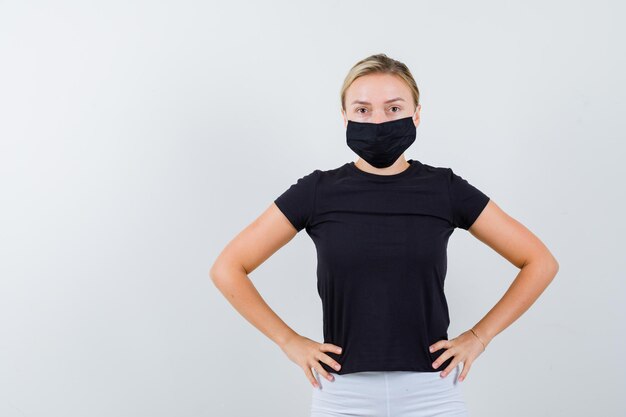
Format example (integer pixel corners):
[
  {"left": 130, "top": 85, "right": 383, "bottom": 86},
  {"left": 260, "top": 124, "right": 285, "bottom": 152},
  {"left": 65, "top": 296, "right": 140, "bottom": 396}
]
[
  {"left": 319, "top": 162, "right": 349, "bottom": 176},
  {"left": 417, "top": 161, "right": 476, "bottom": 185},
  {"left": 311, "top": 162, "right": 352, "bottom": 185},
  {"left": 417, "top": 161, "right": 454, "bottom": 175},
  {"left": 277, "top": 162, "right": 346, "bottom": 190},
  {"left": 410, "top": 161, "right": 455, "bottom": 185},
  {"left": 419, "top": 162, "right": 451, "bottom": 176}
]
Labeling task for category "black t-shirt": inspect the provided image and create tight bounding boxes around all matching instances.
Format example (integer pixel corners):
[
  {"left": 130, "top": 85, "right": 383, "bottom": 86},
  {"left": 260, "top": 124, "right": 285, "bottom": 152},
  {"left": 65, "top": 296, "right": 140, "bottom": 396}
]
[{"left": 273, "top": 159, "right": 490, "bottom": 375}]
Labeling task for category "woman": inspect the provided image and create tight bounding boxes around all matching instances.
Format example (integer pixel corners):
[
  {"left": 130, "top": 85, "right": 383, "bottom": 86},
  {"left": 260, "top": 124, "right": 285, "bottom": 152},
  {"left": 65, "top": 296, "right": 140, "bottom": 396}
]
[{"left": 210, "top": 53, "right": 559, "bottom": 416}]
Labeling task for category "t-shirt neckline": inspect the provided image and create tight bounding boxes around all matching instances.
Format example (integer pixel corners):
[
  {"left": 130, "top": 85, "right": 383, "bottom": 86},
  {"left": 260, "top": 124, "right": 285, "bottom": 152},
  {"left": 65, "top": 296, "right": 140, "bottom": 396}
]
[{"left": 347, "top": 158, "right": 422, "bottom": 180}]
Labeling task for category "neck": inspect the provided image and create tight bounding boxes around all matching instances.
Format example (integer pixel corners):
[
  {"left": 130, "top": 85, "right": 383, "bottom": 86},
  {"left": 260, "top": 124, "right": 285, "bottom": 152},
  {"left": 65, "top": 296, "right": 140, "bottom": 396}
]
[{"left": 355, "top": 158, "right": 410, "bottom": 175}]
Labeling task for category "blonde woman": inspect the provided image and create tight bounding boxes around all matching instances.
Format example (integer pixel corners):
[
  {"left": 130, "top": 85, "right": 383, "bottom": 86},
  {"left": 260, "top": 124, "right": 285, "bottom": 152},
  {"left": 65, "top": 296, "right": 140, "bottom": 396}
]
[{"left": 210, "top": 53, "right": 559, "bottom": 416}]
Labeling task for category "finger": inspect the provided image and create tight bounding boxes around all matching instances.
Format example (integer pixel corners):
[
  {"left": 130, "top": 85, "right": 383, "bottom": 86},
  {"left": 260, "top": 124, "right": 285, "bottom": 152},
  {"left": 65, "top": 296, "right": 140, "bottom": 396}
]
[
  {"left": 458, "top": 361, "right": 472, "bottom": 382},
  {"left": 306, "top": 366, "right": 320, "bottom": 389},
  {"left": 429, "top": 339, "right": 452, "bottom": 353},
  {"left": 440, "top": 357, "right": 461, "bottom": 378},
  {"left": 313, "top": 362, "right": 335, "bottom": 382},
  {"left": 316, "top": 352, "right": 342, "bottom": 372},
  {"left": 429, "top": 340, "right": 444, "bottom": 353},
  {"left": 320, "top": 343, "right": 343, "bottom": 355},
  {"left": 431, "top": 348, "right": 454, "bottom": 370}
]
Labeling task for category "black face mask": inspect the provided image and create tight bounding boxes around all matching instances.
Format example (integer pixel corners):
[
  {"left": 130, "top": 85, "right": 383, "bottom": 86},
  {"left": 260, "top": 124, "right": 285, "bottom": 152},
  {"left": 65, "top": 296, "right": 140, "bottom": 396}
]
[{"left": 346, "top": 115, "right": 417, "bottom": 168}]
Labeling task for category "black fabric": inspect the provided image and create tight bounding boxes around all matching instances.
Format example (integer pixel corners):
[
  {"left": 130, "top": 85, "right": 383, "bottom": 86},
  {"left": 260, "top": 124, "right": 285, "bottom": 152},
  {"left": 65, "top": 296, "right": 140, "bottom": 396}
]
[
  {"left": 273, "top": 159, "right": 490, "bottom": 374},
  {"left": 346, "top": 116, "right": 417, "bottom": 168}
]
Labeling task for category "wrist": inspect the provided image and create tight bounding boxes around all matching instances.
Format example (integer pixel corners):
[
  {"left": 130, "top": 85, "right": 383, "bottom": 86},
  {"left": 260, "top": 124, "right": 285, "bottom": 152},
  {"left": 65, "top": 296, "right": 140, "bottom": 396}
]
[
  {"left": 470, "top": 327, "right": 489, "bottom": 350},
  {"left": 275, "top": 329, "right": 299, "bottom": 349},
  {"left": 472, "top": 323, "right": 495, "bottom": 344}
]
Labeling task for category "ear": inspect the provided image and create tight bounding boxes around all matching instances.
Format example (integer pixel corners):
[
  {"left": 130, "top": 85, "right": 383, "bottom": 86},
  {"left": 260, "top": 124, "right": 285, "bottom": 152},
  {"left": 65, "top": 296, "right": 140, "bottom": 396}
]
[
  {"left": 413, "top": 104, "right": 421, "bottom": 127},
  {"left": 341, "top": 109, "right": 347, "bottom": 128}
]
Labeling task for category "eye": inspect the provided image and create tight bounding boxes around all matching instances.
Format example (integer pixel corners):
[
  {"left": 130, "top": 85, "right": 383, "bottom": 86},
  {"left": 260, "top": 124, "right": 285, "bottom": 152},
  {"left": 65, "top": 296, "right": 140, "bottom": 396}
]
[
  {"left": 390, "top": 106, "right": 401, "bottom": 112},
  {"left": 356, "top": 107, "right": 368, "bottom": 114}
]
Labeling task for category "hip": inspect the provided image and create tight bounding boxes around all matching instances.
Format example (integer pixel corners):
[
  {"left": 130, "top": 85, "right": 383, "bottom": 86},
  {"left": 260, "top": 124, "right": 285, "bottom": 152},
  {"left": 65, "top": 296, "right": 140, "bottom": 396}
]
[{"left": 311, "top": 364, "right": 468, "bottom": 417}]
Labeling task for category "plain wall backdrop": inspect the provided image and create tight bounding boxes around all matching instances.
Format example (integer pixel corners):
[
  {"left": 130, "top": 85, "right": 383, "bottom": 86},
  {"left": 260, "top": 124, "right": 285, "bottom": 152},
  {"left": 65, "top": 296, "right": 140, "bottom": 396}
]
[{"left": 1, "top": 1, "right": 624, "bottom": 416}]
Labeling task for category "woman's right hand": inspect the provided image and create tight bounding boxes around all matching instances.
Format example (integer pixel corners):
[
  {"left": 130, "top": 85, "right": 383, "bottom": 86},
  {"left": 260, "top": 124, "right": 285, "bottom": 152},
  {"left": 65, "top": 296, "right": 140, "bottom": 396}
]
[{"left": 280, "top": 334, "right": 343, "bottom": 388}]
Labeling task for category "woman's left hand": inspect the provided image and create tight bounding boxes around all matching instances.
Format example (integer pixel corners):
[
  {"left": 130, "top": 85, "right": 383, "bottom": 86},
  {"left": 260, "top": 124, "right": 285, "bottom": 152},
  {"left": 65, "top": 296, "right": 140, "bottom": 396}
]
[{"left": 429, "top": 329, "right": 487, "bottom": 382}]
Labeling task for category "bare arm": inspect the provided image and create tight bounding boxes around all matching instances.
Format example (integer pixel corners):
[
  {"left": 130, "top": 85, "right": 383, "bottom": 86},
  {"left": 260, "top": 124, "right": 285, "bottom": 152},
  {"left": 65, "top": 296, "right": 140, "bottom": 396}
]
[
  {"left": 209, "top": 202, "right": 342, "bottom": 388},
  {"left": 210, "top": 202, "right": 299, "bottom": 347},
  {"left": 429, "top": 199, "right": 560, "bottom": 382},
  {"left": 468, "top": 199, "right": 560, "bottom": 347}
]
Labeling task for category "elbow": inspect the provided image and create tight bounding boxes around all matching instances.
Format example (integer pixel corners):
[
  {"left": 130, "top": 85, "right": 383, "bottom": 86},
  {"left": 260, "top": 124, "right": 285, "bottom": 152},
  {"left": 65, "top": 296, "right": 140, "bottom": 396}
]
[
  {"left": 548, "top": 248, "right": 559, "bottom": 274},
  {"left": 551, "top": 258, "right": 560, "bottom": 278},
  {"left": 545, "top": 253, "right": 560, "bottom": 280},
  {"left": 209, "top": 261, "right": 226, "bottom": 284},
  {"left": 210, "top": 259, "right": 246, "bottom": 286},
  {"left": 210, "top": 249, "right": 233, "bottom": 283},
  {"left": 522, "top": 253, "right": 559, "bottom": 280}
]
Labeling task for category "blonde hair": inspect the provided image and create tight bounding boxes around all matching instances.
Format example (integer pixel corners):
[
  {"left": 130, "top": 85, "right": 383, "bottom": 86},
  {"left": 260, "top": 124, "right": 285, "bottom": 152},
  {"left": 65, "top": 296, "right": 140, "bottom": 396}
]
[{"left": 340, "top": 53, "right": 420, "bottom": 112}]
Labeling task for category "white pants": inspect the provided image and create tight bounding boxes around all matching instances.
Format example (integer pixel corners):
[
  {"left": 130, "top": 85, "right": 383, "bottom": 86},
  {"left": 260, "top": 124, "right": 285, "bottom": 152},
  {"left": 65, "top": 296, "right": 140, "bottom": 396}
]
[{"left": 311, "top": 364, "right": 469, "bottom": 417}]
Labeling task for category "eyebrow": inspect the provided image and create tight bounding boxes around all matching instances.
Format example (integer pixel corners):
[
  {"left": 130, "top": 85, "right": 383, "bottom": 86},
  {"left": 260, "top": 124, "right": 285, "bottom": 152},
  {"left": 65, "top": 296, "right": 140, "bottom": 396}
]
[{"left": 350, "top": 97, "right": 406, "bottom": 105}]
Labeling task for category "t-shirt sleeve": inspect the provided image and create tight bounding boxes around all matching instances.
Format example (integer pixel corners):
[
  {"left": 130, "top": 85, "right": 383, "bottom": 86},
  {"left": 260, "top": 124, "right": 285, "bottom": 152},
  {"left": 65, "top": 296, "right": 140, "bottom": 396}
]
[
  {"left": 447, "top": 168, "right": 490, "bottom": 230},
  {"left": 273, "top": 169, "right": 321, "bottom": 232}
]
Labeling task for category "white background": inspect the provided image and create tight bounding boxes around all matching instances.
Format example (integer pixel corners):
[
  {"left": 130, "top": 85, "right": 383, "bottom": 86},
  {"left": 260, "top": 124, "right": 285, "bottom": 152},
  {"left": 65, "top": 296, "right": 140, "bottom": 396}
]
[{"left": 1, "top": 1, "right": 624, "bottom": 416}]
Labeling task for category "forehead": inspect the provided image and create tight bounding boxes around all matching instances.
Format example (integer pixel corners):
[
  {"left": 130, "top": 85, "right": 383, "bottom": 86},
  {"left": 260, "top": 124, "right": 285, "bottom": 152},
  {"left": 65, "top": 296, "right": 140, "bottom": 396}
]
[{"left": 346, "top": 73, "right": 411, "bottom": 105}]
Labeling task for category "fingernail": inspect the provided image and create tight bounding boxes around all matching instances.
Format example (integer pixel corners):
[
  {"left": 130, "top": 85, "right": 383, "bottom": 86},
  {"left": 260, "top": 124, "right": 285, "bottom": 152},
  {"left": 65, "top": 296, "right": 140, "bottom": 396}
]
[
  {"left": 429, "top": 347, "right": 434, "bottom": 352},
  {"left": 334, "top": 364, "right": 341, "bottom": 370}
]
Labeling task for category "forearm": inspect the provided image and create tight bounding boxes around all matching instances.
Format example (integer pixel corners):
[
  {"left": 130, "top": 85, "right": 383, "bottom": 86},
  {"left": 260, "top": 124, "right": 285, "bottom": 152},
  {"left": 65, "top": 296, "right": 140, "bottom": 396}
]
[
  {"left": 472, "top": 255, "right": 559, "bottom": 346},
  {"left": 210, "top": 263, "right": 298, "bottom": 348}
]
